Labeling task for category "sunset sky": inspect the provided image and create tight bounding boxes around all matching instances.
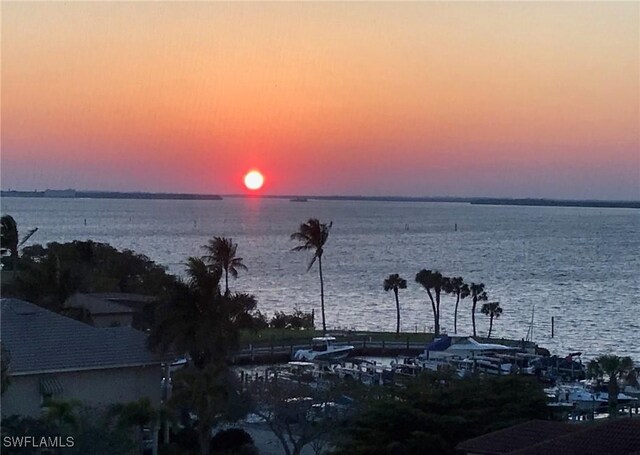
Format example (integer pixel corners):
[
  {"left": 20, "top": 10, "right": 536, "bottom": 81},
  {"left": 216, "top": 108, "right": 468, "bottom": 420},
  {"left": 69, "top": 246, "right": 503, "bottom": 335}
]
[{"left": 2, "top": 2, "right": 638, "bottom": 199}]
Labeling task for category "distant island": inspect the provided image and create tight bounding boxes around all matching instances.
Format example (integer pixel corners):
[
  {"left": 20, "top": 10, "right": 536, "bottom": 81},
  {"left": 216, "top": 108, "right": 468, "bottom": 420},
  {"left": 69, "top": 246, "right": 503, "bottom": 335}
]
[
  {"left": 1, "top": 189, "right": 222, "bottom": 201},
  {"left": 2, "top": 190, "right": 638, "bottom": 209}
]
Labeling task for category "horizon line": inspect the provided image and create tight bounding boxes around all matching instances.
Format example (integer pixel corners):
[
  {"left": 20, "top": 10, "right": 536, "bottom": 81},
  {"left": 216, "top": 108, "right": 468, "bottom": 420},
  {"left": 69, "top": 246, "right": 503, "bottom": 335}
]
[{"left": 1, "top": 188, "right": 639, "bottom": 204}]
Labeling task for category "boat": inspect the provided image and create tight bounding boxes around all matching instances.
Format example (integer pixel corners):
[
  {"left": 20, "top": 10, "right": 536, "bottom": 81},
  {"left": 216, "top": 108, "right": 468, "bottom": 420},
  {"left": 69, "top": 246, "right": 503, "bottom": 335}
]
[
  {"left": 292, "top": 337, "right": 354, "bottom": 362},
  {"left": 418, "top": 335, "right": 516, "bottom": 360}
]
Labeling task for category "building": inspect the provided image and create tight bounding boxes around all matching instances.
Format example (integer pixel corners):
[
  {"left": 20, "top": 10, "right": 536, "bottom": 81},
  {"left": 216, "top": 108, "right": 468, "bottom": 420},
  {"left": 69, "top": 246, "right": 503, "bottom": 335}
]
[
  {"left": 65, "top": 293, "right": 137, "bottom": 327},
  {"left": 1, "top": 298, "right": 168, "bottom": 418},
  {"left": 457, "top": 418, "right": 640, "bottom": 455}
]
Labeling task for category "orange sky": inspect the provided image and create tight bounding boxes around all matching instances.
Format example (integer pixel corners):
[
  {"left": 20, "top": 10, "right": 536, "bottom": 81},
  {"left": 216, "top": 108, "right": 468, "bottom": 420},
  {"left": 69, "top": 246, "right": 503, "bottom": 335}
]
[{"left": 2, "top": 2, "right": 638, "bottom": 199}]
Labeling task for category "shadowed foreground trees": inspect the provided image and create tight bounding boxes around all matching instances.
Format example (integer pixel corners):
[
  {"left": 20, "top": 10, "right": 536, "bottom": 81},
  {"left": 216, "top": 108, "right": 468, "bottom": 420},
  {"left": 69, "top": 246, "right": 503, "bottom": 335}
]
[
  {"left": 249, "top": 376, "right": 355, "bottom": 455},
  {"left": 291, "top": 218, "right": 333, "bottom": 334},
  {"left": 331, "top": 374, "right": 549, "bottom": 455},
  {"left": 148, "top": 256, "right": 256, "bottom": 454}
]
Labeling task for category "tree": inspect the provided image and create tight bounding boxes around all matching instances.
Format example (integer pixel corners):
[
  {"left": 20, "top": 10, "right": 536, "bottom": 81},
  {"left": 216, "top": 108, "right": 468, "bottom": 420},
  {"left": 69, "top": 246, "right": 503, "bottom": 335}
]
[
  {"left": 249, "top": 375, "right": 350, "bottom": 455},
  {"left": 480, "top": 301, "right": 502, "bottom": 339},
  {"left": 332, "top": 375, "right": 549, "bottom": 455},
  {"left": 587, "top": 355, "right": 635, "bottom": 417},
  {"left": 1, "top": 342, "right": 11, "bottom": 395},
  {"left": 468, "top": 283, "right": 488, "bottom": 337},
  {"left": 383, "top": 274, "right": 407, "bottom": 335},
  {"left": 443, "top": 277, "right": 469, "bottom": 334},
  {"left": 169, "top": 364, "right": 249, "bottom": 455},
  {"left": 148, "top": 256, "right": 258, "bottom": 369},
  {"left": 415, "top": 270, "right": 447, "bottom": 336},
  {"left": 108, "top": 398, "right": 158, "bottom": 454},
  {"left": 203, "top": 237, "right": 247, "bottom": 295},
  {"left": 0, "top": 215, "right": 19, "bottom": 270},
  {"left": 291, "top": 218, "right": 333, "bottom": 334}
]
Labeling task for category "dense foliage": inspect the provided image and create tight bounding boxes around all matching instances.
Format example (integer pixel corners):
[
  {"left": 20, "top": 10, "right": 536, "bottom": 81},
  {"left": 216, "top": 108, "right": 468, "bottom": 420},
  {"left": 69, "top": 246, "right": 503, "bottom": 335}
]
[
  {"left": 2, "top": 240, "right": 176, "bottom": 313},
  {"left": 331, "top": 374, "right": 550, "bottom": 455},
  {"left": 1, "top": 402, "right": 137, "bottom": 455}
]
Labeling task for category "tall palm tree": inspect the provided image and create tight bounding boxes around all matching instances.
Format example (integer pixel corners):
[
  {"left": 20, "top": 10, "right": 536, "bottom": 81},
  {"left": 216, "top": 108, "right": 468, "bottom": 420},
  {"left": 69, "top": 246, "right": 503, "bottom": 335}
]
[
  {"left": 383, "top": 274, "right": 407, "bottom": 335},
  {"left": 415, "top": 270, "right": 447, "bottom": 336},
  {"left": 291, "top": 219, "right": 332, "bottom": 334},
  {"left": 469, "top": 283, "right": 488, "bottom": 337},
  {"left": 148, "top": 257, "right": 247, "bottom": 369},
  {"left": 587, "top": 355, "right": 635, "bottom": 417},
  {"left": 203, "top": 237, "right": 247, "bottom": 295},
  {"left": 443, "top": 277, "right": 469, "bottom": 334},
  {"left": 480, "top": 301, "right": 502, "bottom": 338}
]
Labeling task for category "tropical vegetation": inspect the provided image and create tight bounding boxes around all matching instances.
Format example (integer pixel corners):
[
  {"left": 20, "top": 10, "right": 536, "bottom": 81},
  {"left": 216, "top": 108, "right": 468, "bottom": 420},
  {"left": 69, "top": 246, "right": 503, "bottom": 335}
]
[
  {"left": 480, "top": 301, "right": 503, "bottom": 338},
  {"left": 443, "top": 276, "right": 469, "bottom": 334},
  {"left": 587, "top": 354, "right": 635, "bottom": 417},
  {"left": 331, "top": 374, "right": 549, "bottom": 455},
  {"left": 291, "top": 218, "right": 333, "bottom": 334},
  {"left": 415, "top": 270, "right": 446, "bottom": 336},
  {"left": 203, "top": 236, "right": 247, "bottom": 295},
  {"left": 468, "top": 282, "right": 488, "bottom": 337},
  {"left": 383, "top": 273, "right": 407, "bottom": 335}
]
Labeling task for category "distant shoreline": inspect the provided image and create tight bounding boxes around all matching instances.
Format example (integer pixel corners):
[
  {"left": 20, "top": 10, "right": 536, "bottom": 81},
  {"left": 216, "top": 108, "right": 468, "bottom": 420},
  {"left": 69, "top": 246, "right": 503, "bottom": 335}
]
[
  {"left": 0, "top": 190, "right": 223, "bottom": 201},
  {"left": 2, "top": 190, "right": 638, "bottom": 209}
]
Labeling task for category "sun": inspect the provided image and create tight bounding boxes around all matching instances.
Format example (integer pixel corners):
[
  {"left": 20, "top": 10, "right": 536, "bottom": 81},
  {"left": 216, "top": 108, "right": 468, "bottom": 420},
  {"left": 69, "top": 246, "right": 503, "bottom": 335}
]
[{"left": 244, "top": 170, "right": 264, "bottom": 190}]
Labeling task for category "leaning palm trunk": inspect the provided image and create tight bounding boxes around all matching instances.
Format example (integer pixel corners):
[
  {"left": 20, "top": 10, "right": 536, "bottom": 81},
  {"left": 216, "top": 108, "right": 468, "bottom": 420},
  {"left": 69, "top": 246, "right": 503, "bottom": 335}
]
[
  {"left": 318, "top": 256, "right": 326, "bottom": 334},
  {"left": 426, "top": 289, "right": 439, "bottom": 336},
  {"left": 472, "top": 299, "right": 477, "bottom": 337},
  {"left": 394, "top": 289, "right": 400, "bottom": 335},
  {"left": 454, "top": 293, "right": 460, "bottom": 334},
  {"left": 488, "top": 315, "right": 494, "bottom": 338}
]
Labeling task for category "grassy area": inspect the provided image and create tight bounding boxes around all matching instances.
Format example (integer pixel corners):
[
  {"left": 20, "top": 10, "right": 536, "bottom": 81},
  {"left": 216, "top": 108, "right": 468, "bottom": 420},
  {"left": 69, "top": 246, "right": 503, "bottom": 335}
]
[
  {"left": 239, "top": 328, "right": 533, "bottom": 349},
  {"left": 240, "top": 328, "right": 437, "bottom": 347}
]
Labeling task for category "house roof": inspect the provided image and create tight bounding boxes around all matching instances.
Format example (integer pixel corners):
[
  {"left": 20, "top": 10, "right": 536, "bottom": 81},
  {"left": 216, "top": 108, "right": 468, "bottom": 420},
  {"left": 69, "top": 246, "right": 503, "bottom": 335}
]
[
  {"left": 458, "top": 419, "right": 640, "bottom": 455},
  {"left": 510, "top": 419, "right": 640, "bottom": 455},
  {"left": 456, "top": 420, "right": 580, "bottom": 454},
  {"left": 1, "top": 298, "right": 166, "bottom": 375},
  {"left": 65, "top": 293, "right": 136, "bottom": 315}
]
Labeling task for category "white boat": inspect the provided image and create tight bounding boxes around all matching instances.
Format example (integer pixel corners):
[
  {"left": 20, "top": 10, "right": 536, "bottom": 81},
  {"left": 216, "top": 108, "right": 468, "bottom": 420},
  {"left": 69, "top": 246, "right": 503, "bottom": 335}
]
[{"left": 292, "top": 336, "right": 354, "bottom": 362}]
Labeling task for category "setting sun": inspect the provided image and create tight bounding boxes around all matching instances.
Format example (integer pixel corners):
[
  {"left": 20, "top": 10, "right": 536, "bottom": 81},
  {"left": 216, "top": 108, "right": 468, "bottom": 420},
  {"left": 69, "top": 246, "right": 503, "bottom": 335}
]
[{"left": 244, "top": 170, "right": 264, "bottom": 190}]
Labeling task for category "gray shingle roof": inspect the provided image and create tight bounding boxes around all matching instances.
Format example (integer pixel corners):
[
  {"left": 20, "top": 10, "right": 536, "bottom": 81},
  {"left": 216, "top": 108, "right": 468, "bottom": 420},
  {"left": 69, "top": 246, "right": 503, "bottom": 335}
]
[{"left": 1, "top": 299, "right": 166, "bottom": 375}]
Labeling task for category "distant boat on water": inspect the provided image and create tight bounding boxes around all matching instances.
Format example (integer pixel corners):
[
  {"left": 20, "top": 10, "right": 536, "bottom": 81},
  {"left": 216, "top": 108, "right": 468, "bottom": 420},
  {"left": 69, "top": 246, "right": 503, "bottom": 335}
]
[{"left": 290, "top": 197, "right": 308, "bottom": 202}]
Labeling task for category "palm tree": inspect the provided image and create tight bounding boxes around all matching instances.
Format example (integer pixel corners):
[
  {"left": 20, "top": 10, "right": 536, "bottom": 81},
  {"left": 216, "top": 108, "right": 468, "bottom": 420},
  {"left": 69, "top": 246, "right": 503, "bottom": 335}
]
[
  {"left": 415, "top": 270, "right": 447, "bottom": 336},
  {"left": 170, "top": 364, "right": 249, "bottom": 455},
  {"left": 383, "top": 274, "right": 407, "bottom": 335},
  {"left": 443, "top": 277, "right": 469, "bottom": 334},
  {"left": 0, "top": 215, "right": 37, "bottom": 271},
  {"left": 203, "top": 237, "right": 247, "bottom": 295},
  {"left": 469, "top": 283, "right": 488, "bottom": 337},
  {"left": 1, "top": 215, "right": 19, "bottom": 271},
  {"left": 109, "top": 398, "right": 157, "bottom": 454},
  {"left": 480, "top": 301, "right": 502, "bottom": 338},
  {"left": 148, "top": 257, "right": 249, "bottom": 369},
  {"left": 587, "top": 355, "right": 635, "bottom": 417},
  {"left": 291, "top": 219, "right": 332, "bottom": 334}
]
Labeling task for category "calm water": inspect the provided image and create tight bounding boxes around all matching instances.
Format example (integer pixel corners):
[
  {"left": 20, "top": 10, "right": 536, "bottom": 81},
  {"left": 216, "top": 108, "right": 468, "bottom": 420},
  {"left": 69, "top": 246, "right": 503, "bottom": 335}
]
[{"left": 3, "top": 197, "right": 639, "bottom": 360}]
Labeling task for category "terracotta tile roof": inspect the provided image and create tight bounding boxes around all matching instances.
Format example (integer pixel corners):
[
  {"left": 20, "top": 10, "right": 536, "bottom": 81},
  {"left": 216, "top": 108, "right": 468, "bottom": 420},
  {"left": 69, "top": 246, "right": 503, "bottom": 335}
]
[{"left": 457, "top": 420, "right": 580, "bottom": 454}]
